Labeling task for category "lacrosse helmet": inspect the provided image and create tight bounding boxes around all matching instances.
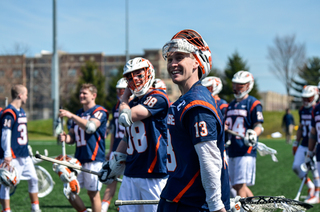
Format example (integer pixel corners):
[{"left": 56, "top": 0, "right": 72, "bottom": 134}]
[
  {"left": 0, "top": 163, "right": 18, "bottom": 187},
  {"left": 201, "top": 76, "right": 223, "bottom": 96},
  {"left": 153, "top": 78, "right": 167, "bottom": 91},
  {"left": 301, "top": 85, "right": 319, "bottom": 108},
  {"left": 232, "top": 71, "right": 254, "bottom": 99},
  {"left": 116, "top": 77, "right": 128, "bottom": 89},
  {"left": 123, "top": 57, "right": 155, "bottom": 97},
  {"left": 162, "top": 29, "right": 212, "bottom": 80}
]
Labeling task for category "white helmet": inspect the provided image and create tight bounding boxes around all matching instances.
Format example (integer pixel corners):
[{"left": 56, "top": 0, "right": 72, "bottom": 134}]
[
  {"left": 301, "top": 85, "right": 319, "bottom": 108},
  {"left": 153, "top": 79, "right": 167, "bottom": 91},
  {"left": 116, "top": 78, "right": 128, "bottom": 89},
  {"left": 201, "top": 76, "right": 223, "bottom": 96},
  {"left": 232, "top": 71, "right": 254, "bottom": 99},
  {"left": 162, "top": 29, "right": 212, "bottom": 80},
  {"left": 0, "top": 163, "right": 18, "bottom": 187},
  {"left": 123, "top": 57, "right": 155, "bottom": 97}
]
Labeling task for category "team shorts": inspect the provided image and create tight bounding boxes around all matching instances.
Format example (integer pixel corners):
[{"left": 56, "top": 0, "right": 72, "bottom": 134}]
[
  {"left": 77, "top": 161, "right": 102, "bottom": 191},
  {"left": 118, "top": 176, "right": 167, "bottom": 212},
  {"left": 228, "top": 156, "right": 256, "bottom": 186}
]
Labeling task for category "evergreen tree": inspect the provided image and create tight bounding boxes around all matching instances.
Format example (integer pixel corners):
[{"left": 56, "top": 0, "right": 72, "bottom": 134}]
[
  {"left": 221, "top": 51, "right": 260, "bottom": 102},
  {"left": 66, "top": 61, "right": 107, "bottom": 112},
  {"left": 105, "top": 65, "right": 124, "bottom": 110}
]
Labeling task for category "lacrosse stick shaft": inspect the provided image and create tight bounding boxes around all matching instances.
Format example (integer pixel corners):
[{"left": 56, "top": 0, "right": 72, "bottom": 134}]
[
  {"left": 226, "top": 129, "right": 244, "bottom": 139},
  {"left": 115, "top": 199, "right": 159, "bottom": 206},
  {"left": 35, "top": 153, "right": 122, "bottom": 182},
  {"left": 35, "top": 153, "right": 101, "bottom": 176},
  {"left": 294, "top": 175, "right": 307, "bottom": 201},
  {"left": 60, "top": 106, "right": 66, "bottom": 161}
]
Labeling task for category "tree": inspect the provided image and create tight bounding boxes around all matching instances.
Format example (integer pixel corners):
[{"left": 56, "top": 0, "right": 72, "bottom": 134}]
[
  {"left": 267, "top": 34, "right": 306, "bottom": 107},
  {"left": 66, "top": 61, "right": 107, "bottom": 112},
  {"left": 221, "top": 51, "right": 260, "bottom": 102},
  {"left": 105, "top": 65, "right": 124, "bottom": 110}
]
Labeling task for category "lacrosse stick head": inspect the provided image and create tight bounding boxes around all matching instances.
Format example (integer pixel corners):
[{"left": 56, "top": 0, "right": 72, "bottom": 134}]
[{"left": 35, "top": 165, "right": 54, "bottom": 198}]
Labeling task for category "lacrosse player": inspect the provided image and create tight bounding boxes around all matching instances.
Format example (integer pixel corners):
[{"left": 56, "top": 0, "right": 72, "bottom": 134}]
[
  {"left": 0, "top": 85, "right": 41, "bottom": 212},
  {"left": 101, "top": 78, "right": 127, "bottom": 212},
  {"left": 157, "top": 29, "right": 230, "bottom": 212},
  {"left": 201, "top": 76, "right": 228, "bottom": 116},
  {"left": 99, "top": 57, "right": 170, "bottom": 212},
  {"left": 293, "top": 85, "right": 320, "bottom": 204},
  {"left": 224, "top": 71, "right": 264, "bottom": 198},
  {"left": 58, "top": 83, "right": 108, "bottom": 212}
]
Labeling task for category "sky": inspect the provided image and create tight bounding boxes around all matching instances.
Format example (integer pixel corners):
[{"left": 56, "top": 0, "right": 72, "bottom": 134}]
[{"left": 1, "top": 0, "right": 320, "bottom": 95}]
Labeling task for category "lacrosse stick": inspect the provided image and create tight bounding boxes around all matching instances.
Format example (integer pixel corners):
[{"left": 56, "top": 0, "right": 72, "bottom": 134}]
[
  {"left": 226, "top": 129, "right": 278, "bottom": 162},
  {"left": 35, "top": 153, "right": 122, "bottom": 182},
  {"left": 55, "top": 106, "right": 66, "bottom": 161},
  {"left": 115, "top": 196, "right": 313, "bottom": 211}
]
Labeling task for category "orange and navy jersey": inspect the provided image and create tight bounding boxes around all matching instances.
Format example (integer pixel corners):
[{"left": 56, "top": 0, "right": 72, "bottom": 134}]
[
  {"left": 215, "top": 97, "right": 228, "bottom": 117},
  {"left": 71, "top": 105, "right": 108, "bottom": 163},
  {"left": 110, "top": 100, "right": 125, "bottom": 151},
  {"left": 161, "top": 82, "right": 230, "bottom": 210},
  {"left": 225, "top": 96, "right": 264, "bottom": 158},
  {"left": 299, "top": 105, "right": 314, "bottom": 147},
  {"left": 0, "top": 107, "right": 3, "bottom": 117},
  {"left": 0, "top": 104, "right": 29, "bottom": 159},
  {"left": 311, "top": 103, "right": 320, "bottom": 161},
  {"left": 124, "top": 89, "right": 169, "bottom": 178}
]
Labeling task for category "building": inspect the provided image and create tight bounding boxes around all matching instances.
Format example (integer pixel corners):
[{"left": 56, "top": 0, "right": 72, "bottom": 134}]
[
  {"left": 0, "top": 50, "right": 180, "bottom": 120},
  {"left": 259, "top": 91, "right": 294, "bottom": 111}
]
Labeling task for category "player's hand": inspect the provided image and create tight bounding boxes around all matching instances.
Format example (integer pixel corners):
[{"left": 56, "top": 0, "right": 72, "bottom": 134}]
[
  {"left": 244, "top": 129, "right": 257, "bottom": 147},
  {"left": 98, "top": 161, "right": 116, "bottom": 184},
  {"left": 58, "top": 132, "right": 67, "bottom": 143},
  {"left": 59, "top": 109, "right": 74, "bottom": 119},
  {"left": 4, "top": 157, "right": 12, "bottom": 164},
  {"left": 292, "top": 140, "right": 299, "bottom": 155},
  {"left": 304, "top": 150, "right": 315, "bottom": 171}
]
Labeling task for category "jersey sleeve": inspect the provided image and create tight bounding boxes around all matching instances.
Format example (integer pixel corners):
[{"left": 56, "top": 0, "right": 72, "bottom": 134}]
[
  {"left": 184, "top": 107, "right": 219, "bottom": 146},
  {"left": 1, "top": 113, "right": 15, "bottom": 130},
  {"left": 141, "top": 93, "right": 168, "bottom": 116},
  {"left": 90, "top": 108, "right": 108, "bottom": 123},
  {"left": 250, "top": 103, "right": 264, "bottom": 124}
]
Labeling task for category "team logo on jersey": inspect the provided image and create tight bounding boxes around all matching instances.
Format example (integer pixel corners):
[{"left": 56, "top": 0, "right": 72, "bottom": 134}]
[
  {"left": 18, "top": 117, "right": 27, "bottom": 124},
  {"left": 167, "top": 114, "right": 175, "bottom": 125},
  {"left": 177, "top": 100, "right": 186, "bottom": 111}
]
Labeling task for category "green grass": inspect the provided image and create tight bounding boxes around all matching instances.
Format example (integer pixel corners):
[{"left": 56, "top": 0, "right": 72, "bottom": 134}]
[{"left": 8, "top": 138, "right": 319, "bottom": 211}]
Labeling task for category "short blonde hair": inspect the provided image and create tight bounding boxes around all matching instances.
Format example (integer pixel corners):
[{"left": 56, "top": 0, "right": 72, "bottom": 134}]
[
  {"left": 11, "top": 84, "right": 26, "bottom": 99},
  {"left": 81, "top": 83, "right": 97, "bottom": 94}
]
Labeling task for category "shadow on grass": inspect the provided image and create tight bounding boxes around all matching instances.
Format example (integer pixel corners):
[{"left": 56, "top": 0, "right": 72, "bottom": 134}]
[{"left": 28, "top": 130, "right": 52, "bottom": 136}]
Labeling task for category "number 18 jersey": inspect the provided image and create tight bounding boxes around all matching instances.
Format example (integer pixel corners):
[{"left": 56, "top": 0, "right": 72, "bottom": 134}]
[
  {"left": 124, "top": 89, "right": 170, "bottom": 178},
  {"left": 0, "top": 104, "right": 29, "bottom": 158}
]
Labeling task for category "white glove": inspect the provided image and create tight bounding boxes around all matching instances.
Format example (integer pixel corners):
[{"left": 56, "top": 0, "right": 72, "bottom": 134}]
[
  {"left": 230, "top": 196, "right": 244, "bottom": 212},
  {"left": 99, "top": 152, "right": 127, "bottom": 184},
  {"left": 304, "top": 150, "right": 315, "bottom": 171},
  {"left": 63, "top": 175, "right": 80, "bottom": 200},
  {"left": 53, "top": 164, "right": 73, "bottom": 183},
  {"left": 244, "top": 129, "right": 257, "bottom": 147}
]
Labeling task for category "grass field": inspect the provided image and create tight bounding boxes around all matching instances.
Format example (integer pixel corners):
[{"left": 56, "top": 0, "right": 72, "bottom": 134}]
[{"left": 8, "top": 138, "right": 319, "bottom": 212}]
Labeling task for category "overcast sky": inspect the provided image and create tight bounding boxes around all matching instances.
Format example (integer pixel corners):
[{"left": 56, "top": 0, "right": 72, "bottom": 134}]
[{"left": 1, "top": 0, "right": 320, "bottom": 95}]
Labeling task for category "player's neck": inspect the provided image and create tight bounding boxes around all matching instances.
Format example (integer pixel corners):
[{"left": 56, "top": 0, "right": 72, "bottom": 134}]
[
  {"left": 83, "top": 102, "right": 96, "bottom": 111},
  {"left": 178, "top": 77, "right": 199, "bottom": 95},
  {"left": 10, "top": 99, "right": 22, "bottom": 110}
]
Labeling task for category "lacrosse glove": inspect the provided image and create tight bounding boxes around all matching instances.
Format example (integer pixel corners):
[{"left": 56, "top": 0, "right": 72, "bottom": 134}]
[
  {"left": 292, "top": 140, "right": 299, "bottom": 155},
  {"left": 244, "top": 129, "right": 257, "bottom": 147},
  {"left": 304, "top": 150, "right": 316, "bottom": 171},
  {"left": 98, "top": 152, "right": 127, "bottom": 184}
]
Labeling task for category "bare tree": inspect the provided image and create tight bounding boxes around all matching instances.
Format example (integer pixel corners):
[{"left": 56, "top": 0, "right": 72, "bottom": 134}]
[
  {"left": 267, "top": 34, "right": 306, "bottom": 107},
  {"left": 1, "top": 42, "right": 30, "bottom": 55}
]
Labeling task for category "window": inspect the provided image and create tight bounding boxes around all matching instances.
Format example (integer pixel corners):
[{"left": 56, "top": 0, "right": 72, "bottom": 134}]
[
  {"left": 33, "top": 85, "right": 38, "bottom": 92},
  {"left": 33, "top": 70, "right": 39, "bottom": 77},
  {"left": 0, "top": 70, "right": 4, "bottom": 77},
  {"left": 68, "top": 69, "right": 77, "bottom": 76},
  {"left": 13, "top": 70, "right": 22, "bottom": 78},
  {"left": 0, "top": 86, "right": 4, "bottom": 93},
  {"left": 90, "top": 56, "right": 95, "bottom": 61},
  {"left": 79, "top": 56, "right": 85, "bottom": 62}
]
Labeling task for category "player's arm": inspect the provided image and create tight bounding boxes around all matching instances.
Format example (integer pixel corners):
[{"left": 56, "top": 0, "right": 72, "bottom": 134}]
[
  {"left": 58, "top": 128, "right": 75, "bottom": 145},
  {"left": 119, "top": 88, "right": 151, "bottom": 126},
  {"left": 1, "top": 114, "right": 14, "bottom": 164},
  {"left": 185, "top": 108, "right": 225, "bottom": 212},
  {"left": 308, "top": 127, "right": 317, "bottom": 152},
  {"left": 252, "top": 122, "right": 263, "bottom": 137},
  {"left": 59, "top": 109, "right": 102, "bottom": 134}
]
